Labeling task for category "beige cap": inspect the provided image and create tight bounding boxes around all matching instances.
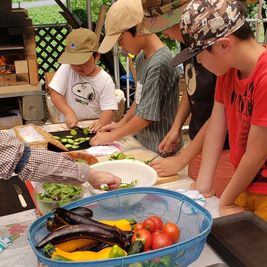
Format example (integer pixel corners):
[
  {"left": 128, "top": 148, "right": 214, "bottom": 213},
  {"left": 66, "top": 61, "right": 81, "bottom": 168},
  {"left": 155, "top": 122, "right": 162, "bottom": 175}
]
[
  {"left": 58, "top": 28, "right": 99, "bottom": 65},
  {"left": 98, "top": 0, "right": 144, "bottom": 54}
]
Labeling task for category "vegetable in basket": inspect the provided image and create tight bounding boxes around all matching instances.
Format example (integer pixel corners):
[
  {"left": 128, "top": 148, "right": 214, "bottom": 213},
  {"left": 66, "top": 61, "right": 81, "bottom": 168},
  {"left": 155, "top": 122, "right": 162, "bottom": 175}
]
[{"left": 45, "top": 244, "right": 127, "bottom": 261}]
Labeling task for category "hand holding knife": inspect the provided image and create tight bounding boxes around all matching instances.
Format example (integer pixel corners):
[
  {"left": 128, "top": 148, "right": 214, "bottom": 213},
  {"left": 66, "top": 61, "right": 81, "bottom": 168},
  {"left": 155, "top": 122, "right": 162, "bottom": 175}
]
[{"left": 13, "top": 184, "right": 27, "bottom": 208}]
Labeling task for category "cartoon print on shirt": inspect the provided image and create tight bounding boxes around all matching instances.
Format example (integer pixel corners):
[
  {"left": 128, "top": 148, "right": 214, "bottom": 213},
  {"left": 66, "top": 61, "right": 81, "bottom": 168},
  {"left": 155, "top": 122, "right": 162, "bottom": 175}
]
[
  {"left": 185, "top": 60, "right": 197, "bottom": 96},
  {"left": 72, "top": 82, "right": 96, "bottom": 106}
]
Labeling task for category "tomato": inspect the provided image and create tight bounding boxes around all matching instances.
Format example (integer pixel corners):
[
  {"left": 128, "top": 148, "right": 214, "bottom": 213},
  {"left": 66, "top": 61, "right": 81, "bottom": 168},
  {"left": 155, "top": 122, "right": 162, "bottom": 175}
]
[
  {"left": 132, "top": 228, "right": 152, "bottom": 250},
  {"left": 162, "top": 223, "right": 180, "bottom": 243},
  {"left": 149, "top": 215, "right": 163, "bottom": 230},
  {"left": 143, "top": 218, "right": 157, "bottom": 232},
  {"left": 133, "top": 223, "right": 144, "bottom": 232},
  {"left": 151, "top": 232, "right": 172, "bottom": 250}
]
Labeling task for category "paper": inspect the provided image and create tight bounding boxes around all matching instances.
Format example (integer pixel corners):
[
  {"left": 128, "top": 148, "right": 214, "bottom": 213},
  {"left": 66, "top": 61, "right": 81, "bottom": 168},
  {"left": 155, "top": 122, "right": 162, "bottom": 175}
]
[{"left": 86, "top": 144, "right": 122, "bottom": 156}]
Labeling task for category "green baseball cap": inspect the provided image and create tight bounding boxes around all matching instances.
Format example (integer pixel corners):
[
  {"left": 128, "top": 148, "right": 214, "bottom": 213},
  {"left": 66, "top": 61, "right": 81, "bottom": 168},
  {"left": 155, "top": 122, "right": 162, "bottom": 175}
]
[
  {"left": 58, "top": 28, "right": 99, "bottom": 65},
  {"left": 138, "top": 0, "right": 189, "bottom": 34}
]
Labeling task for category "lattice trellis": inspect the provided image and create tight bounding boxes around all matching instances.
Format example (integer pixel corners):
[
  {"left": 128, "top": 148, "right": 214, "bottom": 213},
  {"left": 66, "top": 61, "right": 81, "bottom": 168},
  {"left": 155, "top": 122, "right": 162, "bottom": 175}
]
[{"left": 34, "top": 24, "right": 71, "bottom": 84}]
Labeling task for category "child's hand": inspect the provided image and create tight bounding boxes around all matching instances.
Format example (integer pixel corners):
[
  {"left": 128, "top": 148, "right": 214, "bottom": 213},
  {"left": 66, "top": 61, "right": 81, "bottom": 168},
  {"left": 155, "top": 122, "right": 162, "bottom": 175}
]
[
  {"left": 89, "top": 120, "right": 102, "bottom": 133},
  {"left": 219, "top": 204, "right": 245, "bottom": 217},
  {"left": 190, "top": 182, "right": 215, "bottom": 198},
  {"left": 65, "top": 113, "right": 78, "bottom": 128}
]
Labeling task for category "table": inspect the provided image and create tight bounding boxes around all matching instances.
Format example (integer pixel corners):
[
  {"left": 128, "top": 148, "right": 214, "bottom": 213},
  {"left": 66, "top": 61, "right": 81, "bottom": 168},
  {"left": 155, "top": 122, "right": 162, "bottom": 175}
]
[{"left": 0, "top": 121, "right": 226, "bottom": 267}]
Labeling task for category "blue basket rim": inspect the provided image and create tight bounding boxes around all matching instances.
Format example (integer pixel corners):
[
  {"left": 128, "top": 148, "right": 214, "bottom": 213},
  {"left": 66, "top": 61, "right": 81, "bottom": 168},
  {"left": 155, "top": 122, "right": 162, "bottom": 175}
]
[{"left": 28, "top": 187, "right": 213, "bottom": 266}]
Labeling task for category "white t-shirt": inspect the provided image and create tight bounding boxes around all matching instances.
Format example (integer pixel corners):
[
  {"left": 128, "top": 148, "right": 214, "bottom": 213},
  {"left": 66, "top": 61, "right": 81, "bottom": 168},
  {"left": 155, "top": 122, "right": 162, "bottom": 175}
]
[{"left": 49, "top": 64, "right": 118, "bottom": 121}]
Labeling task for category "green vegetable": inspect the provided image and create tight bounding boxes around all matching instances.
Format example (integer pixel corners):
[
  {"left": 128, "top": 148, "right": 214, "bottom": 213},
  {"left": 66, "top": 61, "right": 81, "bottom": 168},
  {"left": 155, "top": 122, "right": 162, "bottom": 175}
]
[
  {"left": 37, "top": 183, "right": 83, "bottom": 205},
  {"left": 108, "top": 244, "right": 127, "bottom": 258},
  {"left": 109, "top": 152, "right": 135, "bottom": 161},
  {"left": 100, "top": 180, "right": 137, "bottom": 191},
  {"left": 83, "top": 128, "right": 89, "bottom": 135},
  {"left": 128, "top": 240, "right": 144, "bottom": 255},
  {"left": 53, "top": 136, "right": 60, "bottom": 140},
  {"left": 70, "top": 129, "right": 77, "bottom": 136}
]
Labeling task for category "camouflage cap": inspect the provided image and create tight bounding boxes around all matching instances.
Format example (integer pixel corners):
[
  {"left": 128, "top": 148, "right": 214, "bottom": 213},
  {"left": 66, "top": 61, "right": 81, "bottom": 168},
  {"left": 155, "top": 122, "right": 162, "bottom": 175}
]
[
  {"left": 172, "top": 0, "right": 245, "bottom": 66},
  {"left": 138, "top": 0, "right": 189, "bottom": 34}
]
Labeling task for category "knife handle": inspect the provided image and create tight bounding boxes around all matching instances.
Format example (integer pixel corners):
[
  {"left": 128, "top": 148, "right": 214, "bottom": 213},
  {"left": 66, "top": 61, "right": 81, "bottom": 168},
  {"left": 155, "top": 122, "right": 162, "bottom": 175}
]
[{"left": 18, "top": 194, "right": 27, "bottom": 208}]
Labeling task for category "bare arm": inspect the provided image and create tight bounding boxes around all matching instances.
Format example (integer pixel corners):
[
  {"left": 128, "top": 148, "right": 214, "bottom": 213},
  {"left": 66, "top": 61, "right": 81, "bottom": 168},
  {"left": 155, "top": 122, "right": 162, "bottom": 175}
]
[
  {"left": 220, "top": 125, "right": 267, "bottom": 209},
  {"left": 151, "top": 119, "right": 209, "bottom": 176},
  {"left": 50, "top": 89, "right": 78, "bottom": 128},
  {"left": 90, "top": 114, "right": 151, "bottom": 146},
  {"left": 195, "top": 101, "right": 227, "bottom": 194}
]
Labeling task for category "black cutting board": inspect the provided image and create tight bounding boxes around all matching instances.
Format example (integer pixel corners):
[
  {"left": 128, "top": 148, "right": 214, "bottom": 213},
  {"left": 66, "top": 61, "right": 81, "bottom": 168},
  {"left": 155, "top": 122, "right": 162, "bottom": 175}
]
[
  {"left": 47, "top": 130, "right": 95, "bottom": 152},
  {"left": 0, "top": 176, "right": 35, "bottom": 216},
  {"left": 207, "top": 211, "right": 267, "bottom": 267}
]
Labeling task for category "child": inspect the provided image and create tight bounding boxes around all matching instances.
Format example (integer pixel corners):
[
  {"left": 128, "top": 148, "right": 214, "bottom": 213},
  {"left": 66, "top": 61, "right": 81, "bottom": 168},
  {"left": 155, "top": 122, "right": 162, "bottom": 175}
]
[
  {"left": 172, "top": 0, "right": 267, "bottom": 221},
  {"left": 49, "top": 28, "right": 118, "bottom": 130},
  {"left": 90, "top": 0, "right": 181, "bottom": 153},
  {"left": 139, "top": 0, "right": 234, "bottom": 197}
]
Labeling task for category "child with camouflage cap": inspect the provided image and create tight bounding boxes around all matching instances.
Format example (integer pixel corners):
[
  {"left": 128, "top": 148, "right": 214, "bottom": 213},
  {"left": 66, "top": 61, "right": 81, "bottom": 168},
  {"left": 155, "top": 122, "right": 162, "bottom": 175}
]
[
  {"left": 49, "top": 28, "right": 118, "bottom": 131},
  {"left": 91, "top": 0, "right": 181, "bottom": 153},
  {"left": 139, "top": 0, "right": 234, "bottom": 197},
  {"left": 173, "top": 0, "right": 267, "bottom": 221}
]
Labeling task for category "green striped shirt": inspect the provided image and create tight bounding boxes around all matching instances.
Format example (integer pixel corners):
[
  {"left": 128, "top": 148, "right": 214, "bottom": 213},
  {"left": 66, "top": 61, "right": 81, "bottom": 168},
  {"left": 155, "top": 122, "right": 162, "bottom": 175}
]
[{"left": 134, "top": 46, "right": 180, "bottom": 153}]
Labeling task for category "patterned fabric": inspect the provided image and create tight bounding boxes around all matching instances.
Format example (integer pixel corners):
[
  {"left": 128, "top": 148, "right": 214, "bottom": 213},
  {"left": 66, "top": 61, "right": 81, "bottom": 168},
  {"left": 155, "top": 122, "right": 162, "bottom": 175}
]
[
  {"left": 172, "top": 0, "right": 245, "bottom": 66},
  {"left": 138, "top": 0, "right": 189, "bottom": 34},
  {"left": 0, "top": 132, "right": 89, "bottom": 184},
  {"left": 134, "top": 46, "right": 180, "bottom": 153}
]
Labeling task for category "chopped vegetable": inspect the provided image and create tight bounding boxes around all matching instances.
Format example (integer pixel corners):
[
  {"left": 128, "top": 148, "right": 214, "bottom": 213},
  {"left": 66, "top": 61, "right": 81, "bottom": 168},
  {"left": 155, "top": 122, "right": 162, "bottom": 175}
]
[
  {"left": 109, "top": 152, "right": 135, "bottom": 161},
  {"left": 100, "top": 180, "right": 138, "bottom": 191}
]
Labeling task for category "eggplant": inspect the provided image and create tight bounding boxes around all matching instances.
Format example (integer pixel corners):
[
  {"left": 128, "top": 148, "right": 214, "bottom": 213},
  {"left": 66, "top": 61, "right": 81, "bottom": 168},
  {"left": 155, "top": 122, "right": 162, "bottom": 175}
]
[
  {"left": 36, "top": 223, "right": 131, "bottom": 249},
  {"left": 46, "top": 207, "right": 93, "bottom": 232},
  {"left": 70, "top": 207, "right": 93, "bottom": 218},
  {"left": 53, "top": 207, "right": 131, "bottom": 238}
]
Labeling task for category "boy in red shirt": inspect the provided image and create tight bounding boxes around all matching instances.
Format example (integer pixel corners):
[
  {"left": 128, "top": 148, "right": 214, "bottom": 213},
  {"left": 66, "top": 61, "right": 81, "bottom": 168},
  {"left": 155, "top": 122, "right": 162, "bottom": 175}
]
[{"left": 172, "top": 0, "right": 267, "bottom": 221}]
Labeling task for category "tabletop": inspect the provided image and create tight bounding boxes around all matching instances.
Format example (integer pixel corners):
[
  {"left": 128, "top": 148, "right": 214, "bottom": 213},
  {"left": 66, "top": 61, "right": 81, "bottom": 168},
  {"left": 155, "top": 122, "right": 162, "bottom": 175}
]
[{"left": 0, "top": 121, "right": 226, "bottom": 267}]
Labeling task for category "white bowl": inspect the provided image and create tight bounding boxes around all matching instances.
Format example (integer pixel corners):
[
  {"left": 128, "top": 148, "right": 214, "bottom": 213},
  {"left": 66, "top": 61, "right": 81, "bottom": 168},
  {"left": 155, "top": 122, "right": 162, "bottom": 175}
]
[{"left": 88, "top": 160, "right": 157, "bottom": 195}]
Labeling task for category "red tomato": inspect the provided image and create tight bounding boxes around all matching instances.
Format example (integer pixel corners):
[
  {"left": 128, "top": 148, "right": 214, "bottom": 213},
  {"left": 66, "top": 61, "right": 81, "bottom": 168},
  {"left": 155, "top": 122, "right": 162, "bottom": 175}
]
[
  {"left": 133, "top": 223, "right": 144, "bottom": 232},
  {"left": 149, "top": 215, "right": 163, "bottom": 230},
  {"left": 143, "top": 218, "right": 156, "bottom": 232},
  {"left": 151, "top": 232, "right": 172, "bottom": 250},
  {"left": 132, "top": 228, "right": 152, "bottom": 250},
  {"left": 162, "top": 223, "right": 180, "bottom": 243}
]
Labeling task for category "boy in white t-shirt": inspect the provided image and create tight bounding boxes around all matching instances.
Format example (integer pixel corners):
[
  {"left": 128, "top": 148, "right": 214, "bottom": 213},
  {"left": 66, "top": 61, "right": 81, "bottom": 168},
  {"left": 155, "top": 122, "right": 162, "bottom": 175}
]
[{"left": 49, "top": 28, "right": 118, "bottom": 130}]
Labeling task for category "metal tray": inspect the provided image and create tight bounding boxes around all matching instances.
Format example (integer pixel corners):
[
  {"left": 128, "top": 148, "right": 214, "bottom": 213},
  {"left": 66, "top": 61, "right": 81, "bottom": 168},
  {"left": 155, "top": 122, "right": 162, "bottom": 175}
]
[{"left": 207, "top": 211, "right": 267, "bottom": 267}]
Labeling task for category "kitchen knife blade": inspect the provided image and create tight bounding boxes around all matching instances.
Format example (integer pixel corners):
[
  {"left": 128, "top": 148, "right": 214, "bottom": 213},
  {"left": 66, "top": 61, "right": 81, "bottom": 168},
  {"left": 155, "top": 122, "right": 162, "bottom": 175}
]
[{"left": 13, "top": 184, "right": 27, "bottom": 208}]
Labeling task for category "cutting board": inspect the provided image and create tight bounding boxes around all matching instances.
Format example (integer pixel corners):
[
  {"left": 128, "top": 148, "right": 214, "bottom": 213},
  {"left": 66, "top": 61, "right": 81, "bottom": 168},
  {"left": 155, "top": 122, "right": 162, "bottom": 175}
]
[
  {"left": 0, "top": 176, "right": 35, "bottom": 217},
  {"left": 97, "top": 148, "right": 179, "bottom": 185}
]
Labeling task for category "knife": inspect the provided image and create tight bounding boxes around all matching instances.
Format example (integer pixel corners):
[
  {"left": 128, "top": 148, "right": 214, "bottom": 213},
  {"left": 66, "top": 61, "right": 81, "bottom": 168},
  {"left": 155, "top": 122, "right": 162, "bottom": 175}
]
[{"left": 13, "top": 184, "right": 27, "bottom": 208}]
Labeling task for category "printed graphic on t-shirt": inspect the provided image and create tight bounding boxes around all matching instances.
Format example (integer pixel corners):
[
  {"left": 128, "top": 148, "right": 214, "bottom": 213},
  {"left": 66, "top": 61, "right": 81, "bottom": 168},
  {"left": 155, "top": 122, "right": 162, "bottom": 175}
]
[
  {"left": 185, "top": 62, "right": 196, "bottom": 96},
  {"left": 230, "top": 81, "right": 254, "bottom": 150},
  {"left": 72, "top": 82, "right": 95, "bottom": 106}
]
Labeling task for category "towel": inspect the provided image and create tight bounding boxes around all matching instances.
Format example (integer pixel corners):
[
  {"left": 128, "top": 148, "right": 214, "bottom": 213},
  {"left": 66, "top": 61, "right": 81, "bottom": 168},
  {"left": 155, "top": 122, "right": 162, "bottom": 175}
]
[
  {"left": 86, "top": 144, "right": 122, "bottom": 157},
  {"left": 176, "top": 189, "right": 206, "bottom": 215},
  {"left": 0, "top": 237, "right": 12, "bottom": 253}
]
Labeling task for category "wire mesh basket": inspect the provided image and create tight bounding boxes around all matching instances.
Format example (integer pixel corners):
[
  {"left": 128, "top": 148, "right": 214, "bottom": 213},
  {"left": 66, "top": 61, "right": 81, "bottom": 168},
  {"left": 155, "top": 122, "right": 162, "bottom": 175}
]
[{"left": 28, "top": 187, "right": 212, "bottom": 267}]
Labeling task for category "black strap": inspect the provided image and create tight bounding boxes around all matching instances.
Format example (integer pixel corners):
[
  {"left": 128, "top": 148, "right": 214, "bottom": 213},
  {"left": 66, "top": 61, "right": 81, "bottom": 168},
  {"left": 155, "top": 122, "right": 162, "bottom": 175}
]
[{"left": 14, "top": 146, "right": 31, "bottom": 173}]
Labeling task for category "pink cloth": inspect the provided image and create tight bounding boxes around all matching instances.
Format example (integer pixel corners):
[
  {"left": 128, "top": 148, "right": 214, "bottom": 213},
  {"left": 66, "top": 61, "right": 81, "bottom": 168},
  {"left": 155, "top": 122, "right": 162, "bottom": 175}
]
[{"left": 188, "top": 150, "right": 234, "bottom": 197}]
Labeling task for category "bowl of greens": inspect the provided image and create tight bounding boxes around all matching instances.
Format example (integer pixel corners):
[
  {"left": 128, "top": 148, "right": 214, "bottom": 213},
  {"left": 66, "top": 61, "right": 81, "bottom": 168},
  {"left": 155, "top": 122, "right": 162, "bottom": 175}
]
[{"left": 34, "top": 183, "right": 84, "bottom": 215}]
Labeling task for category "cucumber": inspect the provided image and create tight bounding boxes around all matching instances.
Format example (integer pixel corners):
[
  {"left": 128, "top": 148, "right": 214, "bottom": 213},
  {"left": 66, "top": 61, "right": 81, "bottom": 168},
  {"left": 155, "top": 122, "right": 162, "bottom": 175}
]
[{"left": 128, "top": 240, "right": 144, "bottom": 255}]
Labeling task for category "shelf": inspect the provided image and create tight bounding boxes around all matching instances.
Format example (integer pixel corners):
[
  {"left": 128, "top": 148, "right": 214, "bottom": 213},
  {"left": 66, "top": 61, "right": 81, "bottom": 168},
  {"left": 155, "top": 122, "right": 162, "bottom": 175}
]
[{"left": 0, "top": 83, "right": 41, "bottom": 98}]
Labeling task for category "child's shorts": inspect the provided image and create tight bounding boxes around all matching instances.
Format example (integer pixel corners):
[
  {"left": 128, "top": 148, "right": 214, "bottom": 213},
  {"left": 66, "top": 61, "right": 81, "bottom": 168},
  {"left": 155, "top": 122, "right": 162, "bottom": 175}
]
[{"left": 234, "top": 191, "right": 267, "bottom": 222}]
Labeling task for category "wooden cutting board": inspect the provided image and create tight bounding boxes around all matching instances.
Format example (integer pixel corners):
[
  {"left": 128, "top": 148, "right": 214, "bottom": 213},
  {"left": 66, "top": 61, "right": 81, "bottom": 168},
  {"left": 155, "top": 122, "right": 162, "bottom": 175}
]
[{"left": 96, "top": 148, "right": 179, "bottom": 185}]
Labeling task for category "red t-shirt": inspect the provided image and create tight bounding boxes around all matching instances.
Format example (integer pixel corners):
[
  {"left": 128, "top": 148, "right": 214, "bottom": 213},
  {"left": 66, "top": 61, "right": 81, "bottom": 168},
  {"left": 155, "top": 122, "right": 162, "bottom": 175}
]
[{"left": 215, "top": 49, "right": 267, "bottom": 194}]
